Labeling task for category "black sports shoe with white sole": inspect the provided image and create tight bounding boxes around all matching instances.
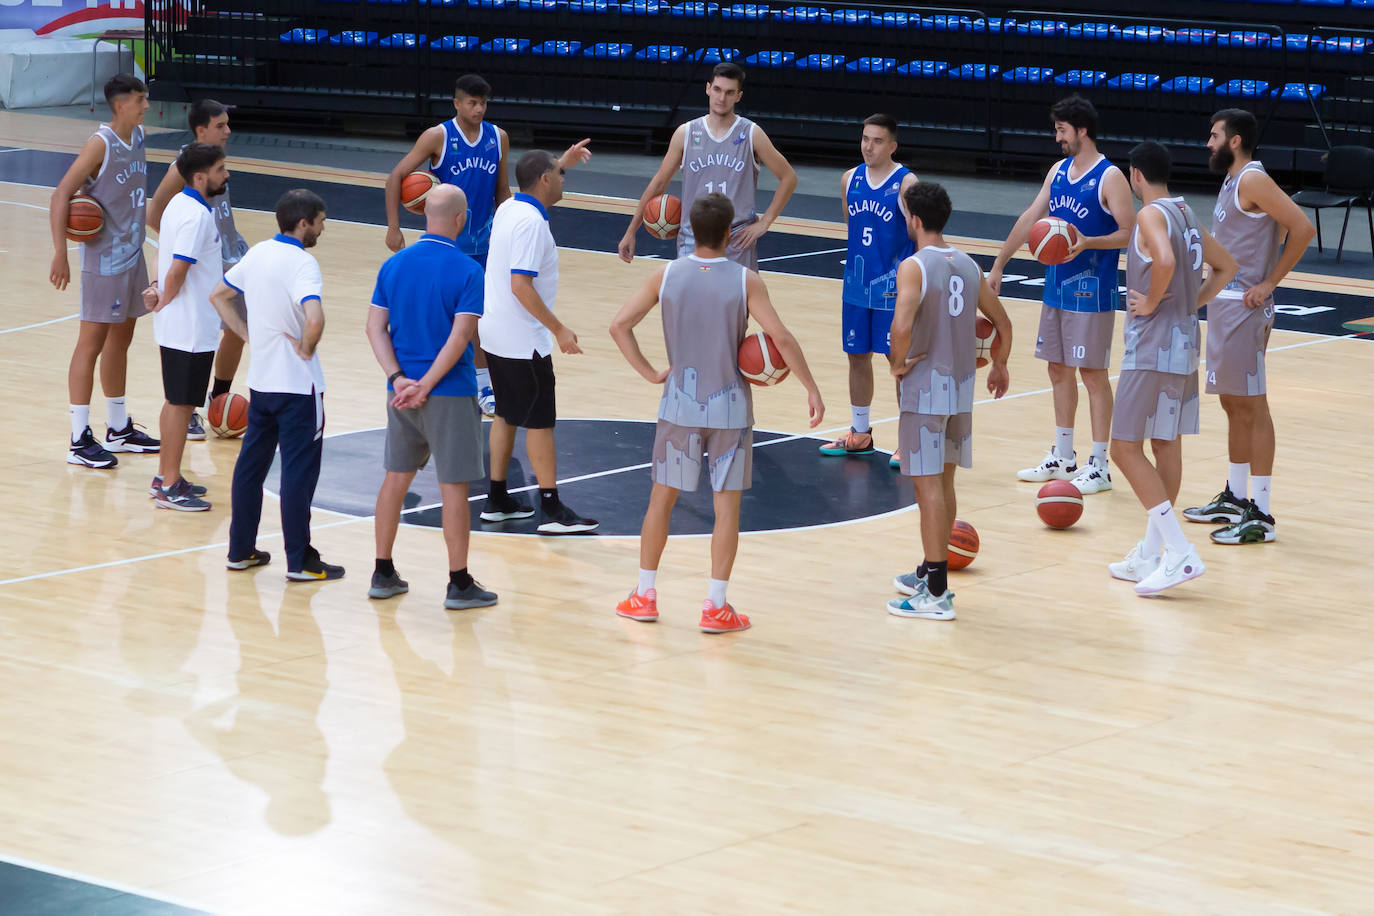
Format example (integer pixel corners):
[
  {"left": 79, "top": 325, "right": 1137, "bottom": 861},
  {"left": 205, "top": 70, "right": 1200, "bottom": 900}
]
[
  {"left": 226, "top": 549, "right": 272, "bottom": 570},
  {"left": 536, "top": 504, "right": 599, "bottom": 535},
  {"left": 68, "top": 427, "right": 117, "bottom": 468},
  {"left": 286, "top": 546, "right": 345, "bottom": 581},
  {"left": 106, "top": 419, "right": 160, "bottom": 453}
]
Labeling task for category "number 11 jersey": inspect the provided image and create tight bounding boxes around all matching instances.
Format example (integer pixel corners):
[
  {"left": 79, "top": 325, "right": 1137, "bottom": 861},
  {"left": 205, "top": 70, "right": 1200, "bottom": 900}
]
[{"left": 678, "top": 115, "right": 759, "bottom": 264}]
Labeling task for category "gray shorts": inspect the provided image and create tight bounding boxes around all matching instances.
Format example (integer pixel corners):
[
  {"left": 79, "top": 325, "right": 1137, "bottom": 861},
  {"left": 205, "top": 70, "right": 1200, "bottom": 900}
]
[
  {"left": 1204, "top": 296, "right": 1273, "bottom": 397},
  {"left": 897, "top": 411, "right": 972, "bottom": 476},
  {"left": 1111, "top": 369, "right": 1200, "bottom": 442},
  {"left": 651, "top": 421, "right": 753, "bottom": 492},
  {"left": 80, "top": 251, "right": 149, "bottom": 323},
  {"left": 384, "top": 394, "right": 485, "bottom": 483},
  {"left": 1035, "top": 305, "right": 1114, "bottom": 369},
  {"left": 219, "top": 289, "right": 247, "bottom": 330}
]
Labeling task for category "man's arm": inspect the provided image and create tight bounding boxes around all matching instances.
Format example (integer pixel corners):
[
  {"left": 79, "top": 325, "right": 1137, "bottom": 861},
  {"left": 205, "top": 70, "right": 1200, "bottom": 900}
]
[
  {"left": 1238, "top": 169, "right": 1317, "bottom": 308},
  {"left": 365, "top": 305, "right": 402, "bottom": 379},
  {"left": 618, "top": 124, "right": 687, "bottom": 263},
  {"left": 494, "top": 127, "right": 512, "bottom": 207},
  {"left": 147, "top": 164, "right": 186, "bottom": 232},
  {"left": 609, "top": 266, "right": 669, "bottom": 383},
  {"left": 1197, "top": 227, "right": 1239, "bottom": 308},
  {"left": 730, "top": 127, "right": 797, "bottom": 252},
  {"left": 511, "top": 273, "right": 581, "bottom": 354},
  {"left": 1126, "top": 207, "right": 1173, "bottom": 317},
  {"left": 975, "top": 276, "right": 1013, "bottom": 399},
  {"left": 48, "top": 135, "right": 105, "bottom": 291},
  {"left": 743, "top": 270, "right": 823, "bottom": 427},
  {"left": 840, "top": 167, "right": 855, "bottom": 225},
  {"left": 209, "top": 280, "right": 249, "bottom": 341},
  {"left": 896, "top": 170, "right": 918, "bottom": 220},
  {"left": 383, "top": 126, "right": 444, "bottom": 252},
  {"left": 288, "top": 297, "right": 325, "bottom": 360},
  {"left": 888, "top": 257, "right": 923, "bottom": 377},
  {"left": 555, "top": 137, "right": 593, "bottom": 172},
  {"left": 1068, "top": 165, "right": 1135, "bottom": 256},
  {"left": 393, "top": 313, "right": 480, "bottom": 408},
  {"left": 989, "top": 164, "right": 1057, "bottom": 294},
  {"left": 147, "top": 258, "right": 191, "bottom": 312}
]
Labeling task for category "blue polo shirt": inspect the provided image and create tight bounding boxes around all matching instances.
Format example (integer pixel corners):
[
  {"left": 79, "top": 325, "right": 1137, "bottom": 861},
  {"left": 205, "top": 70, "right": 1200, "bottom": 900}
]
[{"left": 370, "top": 234, "right": 484, "bottom": 397}]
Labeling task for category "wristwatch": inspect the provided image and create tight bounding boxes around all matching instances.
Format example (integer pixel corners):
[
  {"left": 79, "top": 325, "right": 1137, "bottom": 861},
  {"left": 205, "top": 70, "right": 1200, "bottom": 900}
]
[{"left": 388, "top": 370, "right": 404, "bottom": 384}]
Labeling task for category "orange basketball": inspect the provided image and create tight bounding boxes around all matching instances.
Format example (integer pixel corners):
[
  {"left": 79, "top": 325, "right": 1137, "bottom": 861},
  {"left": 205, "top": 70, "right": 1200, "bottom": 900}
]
[
  {"left": 948, "top": 519, "right": 979, "bottom": 570},
  {"left": 401, "top": 170, "right": 438, "bottom": 214},
  {"left": 643, "top": 193, "right": 682, "bottom": 240},
  {"left": 207, "top": 392, "right": 249, "bottom": 439},
  {"left": 66, "top": 193, "right": 104, "bottom": 242},
  {"left": 1036, "top": 480, "right": 1084, "bottom": 528},
  {"left": 975, "top": 316, "right": 996, "bottom": 368},
  {"left": 1027, "top": 217, "right": 1079, "bottom": 265},
  {"left": 738, "top": 330, "right": 789, "bottom": 386}
]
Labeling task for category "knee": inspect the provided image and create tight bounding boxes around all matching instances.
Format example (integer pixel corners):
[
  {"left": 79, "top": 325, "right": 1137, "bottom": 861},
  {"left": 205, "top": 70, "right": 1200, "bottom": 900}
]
[
  {"left": 1080, "top": 369, "right": 1110, "bottom": 392},
  {"left": 1046, "top": 363, "right": 1073, "bottom": 384},
  {"left": 1109, "top": 439, "right": 1133, "bottom": 465}
]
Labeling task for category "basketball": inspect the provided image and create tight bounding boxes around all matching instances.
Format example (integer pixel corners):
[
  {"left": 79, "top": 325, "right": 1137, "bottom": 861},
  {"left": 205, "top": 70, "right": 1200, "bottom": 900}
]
[
  {"left": 948, "top": 519, "right": 979, "bottom": 570},
  {"left": 738, "top": 330, "right": 789, "bottom": 386},
  {"left": 1036, "top": 480, "right": 1084, "bottom": 528},
  {"left": 975, "top": 316, "right": 996, "bottom": 368},
  {"left": 643, "top": 193, "right": 682, "bottom": 240},
  {"left": 400, "top": 170, "right": 438, "bottom": 213},
  {"left": 1027, "top": 217, "right": 1080, "bottom": 265},
  {"left": 207, "top": 392, "right": 249, "bottom": 439},
  {"left": 65, "top": 193, "right": 104, "bottom": 242}
]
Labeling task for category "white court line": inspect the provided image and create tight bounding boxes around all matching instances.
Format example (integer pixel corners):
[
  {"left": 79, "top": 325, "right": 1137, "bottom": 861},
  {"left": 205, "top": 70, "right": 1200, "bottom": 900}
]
[
  {"left": 0, "top": 851, "right": 210, "bottom": 913},
  {"left": 758, "top": 246, "right": 847, "bottom": 263},
  {"left": 0, "top": 148, "right": 26, "bottom": 154},
  {"left": 0, "top": 313, "right": 79, "bottom": 335}
]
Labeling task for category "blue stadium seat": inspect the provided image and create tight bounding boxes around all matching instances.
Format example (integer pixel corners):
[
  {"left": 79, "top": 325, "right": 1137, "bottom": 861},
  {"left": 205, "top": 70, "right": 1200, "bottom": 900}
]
[
  {"left": 1322, "top": 36, "right": 1372, "bottom": 54},
  {"left": 517, "top": 0, "right": 562, "bottom": 9},
  {"left": 1165, "top": 28, "right": 1217, "bottom": 46},
  {"left": 1285, "top": 34, "right": 1312, "bottom": 50},
  {"left": 774, "top": 6, "right": 829, "bottom": 22},
  {"left": 1003, "top": 66, "right": 1054, "bottom": 83},
  {"left": 1054, "top": 70, "right": 1107, "bottom": 87},
  {"left": 693, "top": 47, "right": 741, "bottom": 62},
  {"left": 329, "top": 31, "right": 378, "bottom": 46},
  {"left": 795, "top": 53, "right": 846, "bottom": 69},
  {"left": 1300, "top": 0, "right": 1346, "bottom": 4},
  {"left": 876, "top": 11, "right": 915, "bottom": 27},
  {"left": 465, "top": 0, "right": 510, "bottom": 7},
  {"left": 379, "top": 32, "right": 425, "bottom": 48},
  {"left": 280, "top": 29, "right": 328, "bottom": 44},
  {"left": 1107, "top": 72, "right": 1161, "bottom": 90},
  {"left": 635, "top": 44, "right": 689, "bottom": 60},
  {"left": 949, "top": 63, "right": 1000, "bottom": 79},
  {"left": 480, "top": 38, "right": 532, "bottom": 53},
  {"left": 430, "top": 35, "right": 480, "bottom": 51},
  {"left": 745, "top": 50, "right": 796, "bottom": 67},
  {"left": 1117, "top": 25, "right": 1164, "bottom": 43},
  {"left": 1012, "top": 20, "right": 1066, "bottom": 37},
  {"left": 1067, "top": 23, "right": 1113, "bottom": 41},
  {"left": 670, "top": 2, "right": 719, "bottom": 16},
  {"left": 971, "top": 18, "right": 1006, "bottom": 33},
  {"left": 620, "top": 0, "right": 663, "bottom": 14},
  {"left": 1352, "top": 0, "right": 1373, "bottom": 7},
  {"left": 896, "top": 59, "right": 948, "bottom": 77},
  {"left": 565, "top": 0, "right": 615, "bottom": 11},
  {"left": 1216, "top": 79, "right": 1269, "bottom": 97},
  {"left": 1276, "top": 82, "right": 1326, "bottom": 99},
  {"left": 832, "top": 8, "right": 873, "bottom": 26},
  {"left": 922, "top": 15, "right": 975, "bottom": 32},
  {"left": 1218, "top": 30, "right": 1274, "bottom": 49},
  {"left": 531, "top": 39, "right": 582, "bottom": 55},
  {"left": 1161, "top": 75, "right": 1215, "bottom": 93},
  {"left": 846, "top": 56, "right": 896, "bottom": 73},
  {"left": 721, "top": 3, "right": 768, "bottom": 19},
  {"left": 583, "top": 41, "right": 633, "bottom": 56}
]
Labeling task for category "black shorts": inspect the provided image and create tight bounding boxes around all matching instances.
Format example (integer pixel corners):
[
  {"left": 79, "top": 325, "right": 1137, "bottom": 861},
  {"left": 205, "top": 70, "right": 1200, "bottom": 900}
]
[
  {"left": 483, "top": 349, "right": 556, "bottom": 429},
  {"left": 160, "top": 346, "right": 214, "bottom": 407}
]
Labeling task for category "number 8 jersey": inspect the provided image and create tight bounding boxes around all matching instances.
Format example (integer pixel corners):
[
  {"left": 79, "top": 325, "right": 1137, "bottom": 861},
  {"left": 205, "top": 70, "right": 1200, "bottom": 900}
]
[
  {"left": 898, "top": 245, "right": 982, "bottom": 416},
  {"left": 1122, "top": 197, "right": 1203, "bottom": 375}
]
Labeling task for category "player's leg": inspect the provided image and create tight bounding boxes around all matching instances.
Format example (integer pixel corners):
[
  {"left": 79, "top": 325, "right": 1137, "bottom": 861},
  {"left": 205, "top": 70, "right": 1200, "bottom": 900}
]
[
  {"left": 372, "top": 394, "right": 428, "bottom": 597},
  {"left": 1211, "top": 393, "right": 1277, "bottom": 545},
  {"left": 433, "top": 395, "right": 495, "bottom": 608},
  {"left": 1186, "top": 302, "right": 1250, "bottom": 524},
  {"left": 67, "top": 320, "right": 117, "bottom": 467},
  {"left": 227, "top": 392, "right": 280, "bottom": 568},
  {"left": 890, "top": 414, "right": 956, "bottom": 619},
  {"left": 211, "top": 329, "right": 245, "bottom": 397},
  {"left": 1067, "top": 310, "right": 1115, "bottom": 494},
  {"left": 820, "top": 302, "right": 878, "bottom": 456},
  {"left": 480, "top": 351, "right": 536, "bottom": 521},
  {"left": 154, "top": 348, "right": 212, "bottom": 510},
  {"left": 617, "top": 482, "right": 677, "bottom": 622},
  {"left": 698, "top": 427, "right": 752, "bottom": 633},
  {"left": 100, "top": 315, "right": 160, "bottom": 453},
  {"left": 279, "top": 390, "right": 340, "bottom": 581},
  {"left": 519, "top": 355, "right": 596, "bottom": 535},
  {"left": 1019, "top": 307, "right": 1079, "bottom": 481},
  {"left": 1150, "top": 436, "right": 1183, "bottom": 506}
]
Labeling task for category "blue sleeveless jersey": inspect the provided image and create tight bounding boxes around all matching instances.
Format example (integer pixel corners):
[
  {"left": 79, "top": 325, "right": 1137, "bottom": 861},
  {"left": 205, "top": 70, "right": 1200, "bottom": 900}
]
[
  {"left": 430, "top": 119, "right": 501, "bottom": 256},
  {"left": 1045, "top": 155, "right": 1120, "bottom": 313},
  {"left": 842, "top": 164, "right": 914, "bottom": 310}
]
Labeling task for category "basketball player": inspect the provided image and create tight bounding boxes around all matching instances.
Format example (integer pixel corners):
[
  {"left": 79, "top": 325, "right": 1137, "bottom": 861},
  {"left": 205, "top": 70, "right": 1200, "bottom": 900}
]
[
  {"left": 384, "top": 73, "right": 508, "bottom": 416},
  {"left": 49, "top": 73, "right": 160, "bottom": 468},
  {"left": 1107, "top": 142, "right": 1236, "bottom": 595},
  {"left": 617, "top": 62, "right": 798, "bottom": 269},
  {"left": 887, "top": 183, "right": 1013, "bottom": 621},
  {"left": 818, "top": 114, "right": 917, "bottom": 459},
  {"left": 149, "top": 98, "right": 250, "bottom": 441},
  {"left": 989, "top": 95, "right": 1134, "bottom": 495},
  {"left": 1182, "top": 109, "right": 1316, "bottom": 545},
  {"left": 609, "top": 193, "right": 824, "bottom": 633}
]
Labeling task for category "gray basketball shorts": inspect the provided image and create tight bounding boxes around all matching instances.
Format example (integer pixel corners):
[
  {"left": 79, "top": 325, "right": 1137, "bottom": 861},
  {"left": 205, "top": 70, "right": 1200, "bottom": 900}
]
[
  {"left": 219, "top": 289, "right": 247, "bottom": 330},
  {"left": 80, "top": 251, "right": 149, "bottom": 323},
  {"left": 897, "top": 411, "right": 973, "bottom": 477},
  {"left": 651, "top": 420, "right": 753, "bottom": 492},
  {"left": 384, "top": 394, "right": 485, "bottom": 484},
  {"left": 1204, "top": 296, "right": 1273, "bottom": 397},
  {"left": 1035, "top": 305, "right": 1114, "bottom": 369},
  {"left": 1111, "top": 369, "right": 1200, "bottom": 442}
]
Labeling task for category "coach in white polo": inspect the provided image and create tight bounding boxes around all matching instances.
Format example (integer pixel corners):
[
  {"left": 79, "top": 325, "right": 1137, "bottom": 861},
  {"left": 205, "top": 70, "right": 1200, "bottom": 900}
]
[
  {"left": 209, "top": 188, "right": 344, "bottom": 583},
  {"left": 479, "top": 143, "right": 601, "bottom": 535}
]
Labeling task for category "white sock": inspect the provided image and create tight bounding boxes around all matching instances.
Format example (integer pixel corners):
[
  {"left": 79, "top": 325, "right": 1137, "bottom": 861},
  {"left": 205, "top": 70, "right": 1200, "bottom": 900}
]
[
  {"left": 1252, "top": 476, "right": 1272, "bottom": 515},
  {"left": 637, "top": 568, "right": 656, "bottom": 595},
  {"left": 851, "top": 405, "right": 871, "bottom": 434},
  {"left": 1091, "top": 441, "right": 1109, "bottom": 467},
  {"left": 1149, "top": 500, "right": 1189, "bottom": 554},
  {"left": 708, "top": 578, "right": 728, "bottom": 608},
  {"left": 106, "top": 396, "right": 128, "bottom": 432},
  {"left": 1228, "top": 462, "right": 1249, "bottom": 498},
  {"left": 476, "top": 366, "right": 491, "bottom": 391},
  {"left": 69, "top": 404, "right": 90, "bottom": 440},
  {"left": 1055, "top": 427, "right": 1074, "bottom": 461},
  {"left": 1142, "top": 514, "right": 1163, "bottom": 557}
]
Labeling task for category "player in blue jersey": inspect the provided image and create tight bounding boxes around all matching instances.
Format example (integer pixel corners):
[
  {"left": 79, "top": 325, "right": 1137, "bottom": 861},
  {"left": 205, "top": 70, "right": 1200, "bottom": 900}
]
[
  {"left": 819, "top": 114, "right": 918, "bottom": 460},
  {"left": 385, "top": 74, "right": 509, "bottom": 415},
  {"left": 989, "top": 95, "right": 1135, "bottom": 495}
]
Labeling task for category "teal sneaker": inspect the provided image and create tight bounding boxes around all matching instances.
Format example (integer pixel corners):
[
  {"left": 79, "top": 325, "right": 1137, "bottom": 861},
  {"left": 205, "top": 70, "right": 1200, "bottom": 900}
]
[
  {"left": 887, "top": 589, "right": 956, "bottom": 620},
  {"left": 818, "top": 428, "right": 875, "bottom": 457}
]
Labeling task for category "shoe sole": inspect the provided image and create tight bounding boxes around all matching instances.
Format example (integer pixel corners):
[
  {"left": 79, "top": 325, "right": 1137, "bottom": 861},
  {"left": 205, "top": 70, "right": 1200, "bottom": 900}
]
[
  {"left": 286, "top": 571, "right": 344, "bottom": 581},
  {"left": 1210, "top": 530, "right": 1276, "bottom": 545},
  {"left": 1184, "top": 512, "right": 1244, "bottom": 524},
  {"left": 537, "top": 523, "right": 599, "bottom": 534},
  {"left": 616, "top": 610, "right": 658, "bottom": 622},
  {"left": 480, "top": 509, "right": 536, "bottom": 521},
  {"left": 1107, "top": 567, "right": 1148, "bottom": 583},
  {"left": 226, "top": 559, "right": 270, "bottom": 570},
  {"left": 154, "top": 499, "right": 211, "bottom": 511},
  {"left": 700, "top": 622, "right": 751, "bottom": 633},
  {"left": 368, "top": 585, "right": 409, "bottom": 598},
  {"left": 186, "top": 432, "right": 207, "bottom": 442},
  {"left": 892, "top": 576, "right": 925, "bottom": 596},
  {"left": 886, "top": 603, "right": 956, "bottom": 620},
  {"left": 1134, "top": 565, "right": 1205, "bottom": 595},
  {"left": 1017, "top": 470, "right": 1077, "bottom": 482},
  {"left": 445, "top": 595, "right": 499, "bottom": 609},
  {"left": 817, "top": 446, "right": 876, "bottom": 456},
  {"left": 67, "top": 453, "right": 117, "bottom": 469},
  {"left": 1073, "top": 481, "right": 1112, "bottom": 494}
]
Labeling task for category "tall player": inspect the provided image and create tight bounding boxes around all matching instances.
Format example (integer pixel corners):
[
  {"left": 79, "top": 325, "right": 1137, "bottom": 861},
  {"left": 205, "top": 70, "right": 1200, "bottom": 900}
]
[
  {"left": 989, "top": 95, "right": 1134, "bottom": 495},
  {"left": 1183, "top": 109, "right": 1316, "bottom": 544},
  {"left": 385, "top": 73, "right": 507, "bottom": 415},
  {"left": 617, "top": 62, "right": 797, "bottom": 269},
  {"left": 49, "top": 73, "right": 160, "bottom": 468},
  {"left": 1108, "top": 142, "right": 1236, "bottom": 595},
  {"left": 818, "top": 114, "right": 917, "bottom": 459},
  {"left": 149, "top": 99, "right": 250, "bottom": 440},
  {"left": 887, "top": 183, "right": 1013, "bottom": 621}
]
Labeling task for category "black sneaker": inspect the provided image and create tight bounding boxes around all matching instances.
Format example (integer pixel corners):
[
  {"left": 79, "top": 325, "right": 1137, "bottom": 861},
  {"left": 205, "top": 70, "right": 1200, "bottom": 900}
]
[
  {"left": 479, "top": 495, "right": 536, "bottom": 522},
  {"left": 150, "top": 475, "right": 207, "bottom": 498},
  {"left": 226, "top": 549, "right": 272, "bottom": 570},
  {"left": 1183, "top": 484, "right": 1248, "bottom": 525},
  {"left": 68, "top": 427, "right": 117, "bottom": 468},
  {"left": 444, "top": 579, "right": 498, "bottom": 609},
  {"left": 286, "top": 546, "right": 345, "bottom": 581},
  {"left": 187, "top": 410, "right": 207, "bottom": 441},
  {"left": 1209, "top": 501, "right": 1277, "bottom": 545},
  {"left": 154, "top": 477, "right": 211, "bottom": 511},
  {"left": 368, "top": 569, "right": 410, "bottom": 599},
  {"left": 536, "top": 503, "right": 600, "bottom": 535},
  {"left": 106, "top": 419, "right": 160, "bottom": 453}
]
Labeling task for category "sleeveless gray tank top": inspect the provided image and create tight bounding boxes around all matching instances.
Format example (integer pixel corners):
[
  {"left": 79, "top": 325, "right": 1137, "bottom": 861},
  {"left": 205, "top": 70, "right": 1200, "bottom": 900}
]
[
  {"left": 898, "top": 245, "right": 982, "bottom": 416},
  {"left": 656, "top": 255, "right": 753, "bottom": 429},
  {"left": 81, "top": 124, "right": 147, "bottom": 276}
]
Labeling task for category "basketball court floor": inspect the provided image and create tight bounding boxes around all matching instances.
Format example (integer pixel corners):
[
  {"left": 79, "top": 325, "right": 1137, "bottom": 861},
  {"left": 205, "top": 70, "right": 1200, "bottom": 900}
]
[{"left": 2, "top": 106, "right": 1373, "bottom": 914}]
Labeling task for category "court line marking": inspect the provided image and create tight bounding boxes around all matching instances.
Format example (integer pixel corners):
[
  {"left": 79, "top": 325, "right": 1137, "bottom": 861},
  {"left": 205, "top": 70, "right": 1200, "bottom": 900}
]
[
  {"left": 758, "top": 247, "right": 847, "bottom": 263},
  {"left": 0, "top": 313, "right": 79, "bottom": 335},
  {"left": 0, "top": 851, "right": 211, "bottom": 913}
]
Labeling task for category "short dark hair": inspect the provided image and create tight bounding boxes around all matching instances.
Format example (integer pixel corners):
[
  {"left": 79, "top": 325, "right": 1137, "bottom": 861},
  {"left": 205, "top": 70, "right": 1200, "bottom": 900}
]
[
  {"left": 1129, "top": 141, "right": 1172, "bottom": 185},
  {"left": 903, "top": 181, "right": 952, "bottom": 233},
  {"left": 1211, "top": 108, "right": 1257, "bottom": 155},
  {"left": 689, "top": 193, "right": 734, "bottom": 249},
  {"left": 1050, "top": 94, "right": 1098, "bottom": 140},
  {"left": 188, "top": 98, "right": 229, "bottom": 134},
  {"left": 175, "top": 142, "right": 226, "bottom": 181},
  {"left": 455, "top": 73, "right": 491, "bottom": 99},
  {"left": 863, "top": 113, "right": 898, "bottom": 139},
  {"left": 515, "top": 149, "right": 557, "bottom": 191},
  {"left": 275, "top": 188, "right": 326, "bottom": 233},
  {"left": 711, "top": 62, "right": 745, "bottom": 87},
  {"left": 104, "top": 73, "right": 146, "bottom": 105}
]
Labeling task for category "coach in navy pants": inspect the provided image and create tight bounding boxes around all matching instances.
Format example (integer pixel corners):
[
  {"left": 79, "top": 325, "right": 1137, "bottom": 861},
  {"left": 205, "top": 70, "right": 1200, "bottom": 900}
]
[{"left": 209, "top": 189, "right": 344, "bottom": 581}]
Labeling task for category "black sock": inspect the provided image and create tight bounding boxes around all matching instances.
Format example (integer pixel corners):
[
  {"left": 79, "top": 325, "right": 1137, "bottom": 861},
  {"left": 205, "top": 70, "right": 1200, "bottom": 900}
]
[
  {"left": 489, "top": 479, "right": 508, "bottom": 502},
  {"left": 916, "top": 562, "right": 929, "bottom": 579},
  {"left": 210, "top": 377, "right": 232, "bottom": 400},
  {"left": 540, "top": 487, "right": 559, "bottom": 514},
  {"left": 927, "top": 561, "right": 948, "bottom": 597},
  {"left": 450, "top": 568, "right": 473, "bottom": 589},
  {"left": 375, "top": 558, "right": 395, "bottom": 578}
]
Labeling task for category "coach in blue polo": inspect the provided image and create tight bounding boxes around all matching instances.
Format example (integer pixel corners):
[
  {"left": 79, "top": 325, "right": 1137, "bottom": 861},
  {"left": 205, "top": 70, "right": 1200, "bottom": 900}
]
[{"left": 365, "top": 183, "right": 498, "bottom": 611}]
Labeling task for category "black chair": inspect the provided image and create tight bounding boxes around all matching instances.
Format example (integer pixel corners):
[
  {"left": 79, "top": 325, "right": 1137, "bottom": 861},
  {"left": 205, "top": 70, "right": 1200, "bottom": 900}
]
[{"left": 1291, "top": 145, "right": 1374, "bottom": 263}]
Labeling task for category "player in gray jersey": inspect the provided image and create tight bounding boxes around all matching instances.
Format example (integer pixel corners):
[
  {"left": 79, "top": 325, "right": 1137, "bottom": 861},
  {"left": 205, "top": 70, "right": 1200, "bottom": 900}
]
[
  {"left": 150, "top": 99, "right": 251, "bottom": 441},
  {"left": 49, "top": 74, "right": 160, "bottom": 469},
  {"left": 1183, "top": 109, "right": 1316, "bottom": 545},
  {"left": 619, "top": 62, "right": 798, "bottom": 270},
  {"left": 888, "top": 183, "right": 1013, "bottom": 622},
  {"left": 611, "top": 193, "right": 823, "bottom": 634},
  {"left": 1109, "top": 142, "right": 1236, "bottom": 596}
]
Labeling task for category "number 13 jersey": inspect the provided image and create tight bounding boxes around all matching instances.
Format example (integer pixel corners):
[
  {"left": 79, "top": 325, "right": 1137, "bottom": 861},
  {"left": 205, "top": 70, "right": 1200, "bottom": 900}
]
[{"left": 898, "top": 245, "right": 982, "bottom": 416}]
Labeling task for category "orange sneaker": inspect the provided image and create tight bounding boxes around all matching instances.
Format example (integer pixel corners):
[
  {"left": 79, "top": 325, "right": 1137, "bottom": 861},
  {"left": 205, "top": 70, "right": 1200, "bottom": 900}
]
[
  {"left": 699, "top": 599, "right": 751, "bottom": 634},
  {"left": 817, "top": 428, "right": 876, "bottom": 456},
  {"left": 616, "top": 588, "right": 658, "bottom": 622}
]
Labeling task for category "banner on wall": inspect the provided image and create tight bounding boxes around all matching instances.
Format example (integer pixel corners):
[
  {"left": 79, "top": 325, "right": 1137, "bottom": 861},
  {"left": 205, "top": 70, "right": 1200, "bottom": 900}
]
[{"left": 0, "top": 2, "right": 144, "bottom": 39}]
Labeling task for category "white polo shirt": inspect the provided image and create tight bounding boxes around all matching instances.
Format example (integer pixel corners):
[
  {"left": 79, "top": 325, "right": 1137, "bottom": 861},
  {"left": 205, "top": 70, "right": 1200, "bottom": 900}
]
[
  {"left": 224, "top": 234, "right": 326, "bottom": 395},
  {"left": 155, "top": 188, "right": 223, "bottom": 353},
  {"left": 480, "top": 193, "right": 559, "bottom": 359}
]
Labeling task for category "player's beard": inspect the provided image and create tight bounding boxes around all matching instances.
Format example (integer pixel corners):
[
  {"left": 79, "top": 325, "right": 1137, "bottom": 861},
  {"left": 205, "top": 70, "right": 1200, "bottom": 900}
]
[
  {"left": 1209, "top": 146, "right": 1234, "bottom": 174},
  {"left": 208, "top": 177, "right": 228, "bottom": 198},
  {"left": 303, "top": 227, "right": 320, "bottom": 248},
  {"left": 1060, "top": 139, "right": 1080, "bottom": 157}
]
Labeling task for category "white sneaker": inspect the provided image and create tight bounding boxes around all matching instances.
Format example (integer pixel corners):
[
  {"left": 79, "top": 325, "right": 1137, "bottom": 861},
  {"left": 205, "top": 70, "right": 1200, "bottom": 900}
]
[
  {"left": 478, "top": 385, "right": 496, "bottom": 417},
  {"left": 1072, "top": 461, "right": 1112, "bottom": 494},
  {"left": 887, "top": 589, "right": 956, "bottom": 620},
  {"left": 1017, "top": 449, "right": 1078, "bottom": 482},
  {"left": 1134, "top": 543, "right": 1205, "bottom": 595},
  {"left": 1108, "top": 540, "right": 1161, "bottom": 583}
]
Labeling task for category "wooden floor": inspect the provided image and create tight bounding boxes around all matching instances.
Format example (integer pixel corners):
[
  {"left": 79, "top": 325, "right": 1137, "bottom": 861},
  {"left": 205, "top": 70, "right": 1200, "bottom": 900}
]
[{"left": 3, "top": 111, "right": 1374, "bottom": 914}]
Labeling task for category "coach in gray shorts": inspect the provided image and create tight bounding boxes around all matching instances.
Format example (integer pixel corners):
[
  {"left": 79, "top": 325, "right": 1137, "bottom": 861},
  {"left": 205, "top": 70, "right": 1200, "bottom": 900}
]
[{"left": 365, "top": 184, "right": 498, "bottom": 611}]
